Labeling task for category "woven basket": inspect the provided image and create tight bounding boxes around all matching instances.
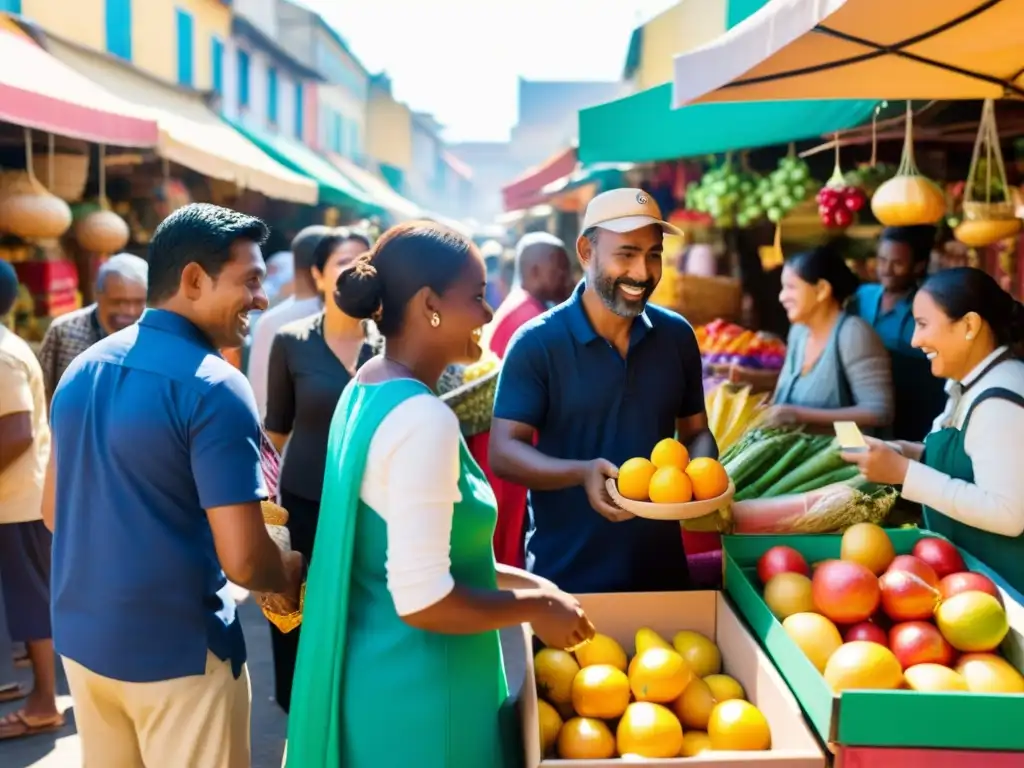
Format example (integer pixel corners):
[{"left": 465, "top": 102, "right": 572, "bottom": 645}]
[
  {"left": 962, "top": 200, "right": 1016, "bottom": 221},
  {"left": 672, "top": 274, "right": 743, "bottom": 327},
  {"left": 30, "top": 153, "right": 89, "bottom": 202},
  {"left": 440, "top": 368, "right": 500, "bottom": 437}
]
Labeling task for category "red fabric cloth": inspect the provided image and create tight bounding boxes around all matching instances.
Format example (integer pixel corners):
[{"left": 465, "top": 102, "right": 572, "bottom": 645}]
[
  {"left": 488, "top": 288, "right": 547, "bottom": 359},
  {"left": 681, "top": 530, "right": 721, "bottom": 556},
  {"left": 467, "top": 431, "right": 527, "bottom": 569}
]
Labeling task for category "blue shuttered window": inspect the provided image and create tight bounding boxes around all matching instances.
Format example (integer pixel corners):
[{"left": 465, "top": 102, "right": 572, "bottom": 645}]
[
  {"left": 237, "top": 49, "right": 250, "bottom": 108},
  {"left": 175, "top": 8, "right": 194, "bottom": 87},
  {"left": 211, "top": 37, "right": 224, "bottom": 94},
  {"left": 267, "top": 66, "right": 278, "bottom": 126},
  {"left": 294, "top": 82, "right": 304, "bottom": 139},
  {"left": 105, "top": 0, "right": 132, "bottom": 60}
]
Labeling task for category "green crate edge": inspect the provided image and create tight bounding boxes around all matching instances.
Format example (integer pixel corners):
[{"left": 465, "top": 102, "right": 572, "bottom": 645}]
[{"left": 722, "top": 528, "right": 1024, "bottom": 750}]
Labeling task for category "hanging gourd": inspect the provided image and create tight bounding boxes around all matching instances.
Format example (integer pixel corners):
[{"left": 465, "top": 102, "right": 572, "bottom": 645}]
[
  {"left": 871, "top": 103, "right": 946, "bottom": 227},
  {"left": 954, "top": 99, "right": 1022, "bottom": 248},
  {"left": 74, "top": 144, "right": 130, "bottom": 254},
  {"left": 0, "top": 128, "right": 72, "bottom": 240}
]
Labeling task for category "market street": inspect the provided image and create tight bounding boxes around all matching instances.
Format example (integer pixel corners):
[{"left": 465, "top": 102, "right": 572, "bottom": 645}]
[{"left": 0, "top": 599, "right": 528, "bottom": 767}]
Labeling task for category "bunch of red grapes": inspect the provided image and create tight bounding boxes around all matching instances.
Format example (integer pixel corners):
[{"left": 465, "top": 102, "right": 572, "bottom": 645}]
[{"left": 816, "top": 185, "right": 868, "bottom": 230}]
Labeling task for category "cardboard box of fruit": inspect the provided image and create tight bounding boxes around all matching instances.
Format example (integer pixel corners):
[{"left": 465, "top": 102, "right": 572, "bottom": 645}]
[
  {"left": 519, "top": 591, "right": 825, "bottom": 766},
  {"left": 722, "top": 527, "right": 1024, "bottom": 751}
]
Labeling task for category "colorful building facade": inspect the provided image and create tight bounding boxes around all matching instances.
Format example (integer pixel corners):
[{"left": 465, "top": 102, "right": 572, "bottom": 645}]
[{"left": 17, "top": 0, "right": 230, "bottom": 91}]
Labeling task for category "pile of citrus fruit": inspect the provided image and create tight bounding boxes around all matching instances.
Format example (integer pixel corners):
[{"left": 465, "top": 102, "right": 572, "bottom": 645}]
[
  {"left": 533, "top": 627, "right": 772, "bottom": 759},
  {"left": 617, "top": 438, "right": 729, "bottom": 504}
]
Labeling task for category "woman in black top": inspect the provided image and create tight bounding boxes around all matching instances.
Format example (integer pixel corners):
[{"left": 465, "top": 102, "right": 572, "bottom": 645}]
[{"left": 264, "top": 228, "right": 377, "bottom": 712}]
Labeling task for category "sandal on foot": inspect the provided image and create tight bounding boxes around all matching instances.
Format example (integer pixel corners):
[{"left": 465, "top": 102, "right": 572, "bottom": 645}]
[{"left": 0, "top": 710, "right": 65, "bottom": 740}]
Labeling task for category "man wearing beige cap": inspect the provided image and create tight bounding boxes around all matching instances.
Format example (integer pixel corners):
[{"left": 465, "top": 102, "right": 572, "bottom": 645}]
[{"left": 490, "top": 188, "right": 717, "bottom": 593}]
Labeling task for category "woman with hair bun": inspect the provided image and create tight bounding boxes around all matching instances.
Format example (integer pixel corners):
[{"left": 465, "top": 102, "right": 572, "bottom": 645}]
[
  {"left": 284, "top": 221, "right": 594, "bottom": 768},
  {"left": 843, "top": 267, "right": 1024, "bottom": 593},
  {"left": 763, "top": 243, "right": 894, "bottom": 431}
]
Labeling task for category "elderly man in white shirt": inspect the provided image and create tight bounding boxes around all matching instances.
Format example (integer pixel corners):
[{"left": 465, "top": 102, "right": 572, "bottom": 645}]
[
  {"left": 247, "top": 226, "right": 328, "bottom": 419},
  {"left": 842, "top": 267, "right": 1024, "bottom": 595}
]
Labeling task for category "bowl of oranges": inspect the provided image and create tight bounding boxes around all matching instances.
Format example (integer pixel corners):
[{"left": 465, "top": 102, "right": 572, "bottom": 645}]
[{"left": 606, "top": 438, "right": 733, "bottom": 520}]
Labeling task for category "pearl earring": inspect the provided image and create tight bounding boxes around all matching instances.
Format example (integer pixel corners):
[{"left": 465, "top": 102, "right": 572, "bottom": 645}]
[
  {"left": 966, "top": 332, "right": 974, "bottom": 341},
  {"left": 430, "top": 312, "right": 441, "bottom": 328}
]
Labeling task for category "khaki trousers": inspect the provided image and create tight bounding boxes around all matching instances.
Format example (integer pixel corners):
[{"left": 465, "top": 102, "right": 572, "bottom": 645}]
[{"left": 63, "top": 652, "right": 251, "bottom": 768}]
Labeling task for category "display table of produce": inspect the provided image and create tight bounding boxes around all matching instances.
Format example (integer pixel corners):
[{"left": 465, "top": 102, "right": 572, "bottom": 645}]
[
  {"left": 520, "top": 591, "right": 825, "bottom": 766},
  {"left": 722, "top": 528, "right": 1024, "bottom": 754}
]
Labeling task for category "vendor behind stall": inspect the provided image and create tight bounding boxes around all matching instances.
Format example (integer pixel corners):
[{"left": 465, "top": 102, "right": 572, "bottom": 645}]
[
  {"left": 763, "top": 244, "right": 894, "bottom": 433},
  {"left": 843, "top": 268, "right": 1024, "bottom": 593},
  {"left": 848, "top": 226, "right": 947, "bottom": 440}
]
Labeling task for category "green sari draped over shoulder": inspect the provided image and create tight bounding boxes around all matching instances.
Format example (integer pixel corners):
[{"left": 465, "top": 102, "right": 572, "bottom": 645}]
[{"left": 284, "top": 379, "right": 521, "bottom": 768}]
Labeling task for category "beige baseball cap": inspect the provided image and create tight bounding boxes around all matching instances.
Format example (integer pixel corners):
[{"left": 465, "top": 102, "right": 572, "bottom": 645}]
[{"left": 581, "top": 187, "right": 683, "bottom": 237}]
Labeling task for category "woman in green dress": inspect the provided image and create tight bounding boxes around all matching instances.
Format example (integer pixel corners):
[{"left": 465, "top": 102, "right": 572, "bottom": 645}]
[
  {"left": 285, "top": 222, "right": 595, "bottom": 768},
  {"left": 842, "top": 268, "right": 1024, "bottom": 594}
]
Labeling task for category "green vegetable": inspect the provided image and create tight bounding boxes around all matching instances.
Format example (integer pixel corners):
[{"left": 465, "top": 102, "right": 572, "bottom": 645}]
[
  {"left": 725, "top": 434, "right": 797, "bottom": 489},
  {"left": 735, "top": 436, "right": 811, "bottom": 501},
  {"left": 761, "top": 441, "right": 846, "bottom": 497},
  {"left": 788, "top": 464, "right": 860, "bottom": 494}
]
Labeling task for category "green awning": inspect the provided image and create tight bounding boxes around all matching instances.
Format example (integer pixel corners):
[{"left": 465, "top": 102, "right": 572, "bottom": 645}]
[
  {"left": 225, "top": 118, "right": 381, "bottom": 212},
  {"left": 578, "top": 83, "right": 879, "bottom": 165}
]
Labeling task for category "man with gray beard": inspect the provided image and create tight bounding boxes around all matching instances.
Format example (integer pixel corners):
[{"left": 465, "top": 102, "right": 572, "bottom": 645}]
[{"left": 489, "top": 189, "right": 716, "bottom": 594}]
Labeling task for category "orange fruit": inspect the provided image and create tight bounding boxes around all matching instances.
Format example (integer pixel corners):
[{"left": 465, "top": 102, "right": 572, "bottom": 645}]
[
  {"left": 685, "top": 457, "right": 730, "bottom": 500},
  {"left": 629, "top": 647, "right": 694, "bottom": 703},
  {"left": 571, "top": 664, "right": 631, "bottom": 719},
  {"left": 536, "top": 699, "right": 563, "bottom": 756},
  {"left": 534, "top": 649, "right": 580, "bottom": 706},
  {"left": 708, "top": 699, "right": 772, "bottom": 751},
  {"left": 557, "top": 717, "right": 616, "bottom": 759},
  {"left": 672, "top": 676, "right": 716, "bottom": 730},
  {"left": 617, "top": 702, "right": 684, "bottom": 759},
  {"left": 575, "top": 633, "right": 628, "bottom": 672},
  {"left": 681, "top": 730, "right": 713, "bottom": 756},
  {"left": 648, "top": 467, "right": 693, "bottom": 504},
  {"left": 617, "top": 457, "right": 657, "bottom": 501},
  {"left": 651, "top": 438, "right": 689, "bottom": 470}
]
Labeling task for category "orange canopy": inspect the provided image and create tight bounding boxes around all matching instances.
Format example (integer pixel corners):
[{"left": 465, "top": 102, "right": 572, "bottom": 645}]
[
  {"left": 501, "top": 146, "right": 578, "bottom": 212},
  {"left": 671, "top": 0, "right": 1024, "bottom": 108}
]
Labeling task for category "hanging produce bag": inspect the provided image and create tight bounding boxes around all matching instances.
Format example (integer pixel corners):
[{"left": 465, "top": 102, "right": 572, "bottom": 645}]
[
  {"left": 955, "top": 98, "right": 1023, "bottom": 248},
  {"left": 870, "top": 102, "right": 946, "bottom": 227}
]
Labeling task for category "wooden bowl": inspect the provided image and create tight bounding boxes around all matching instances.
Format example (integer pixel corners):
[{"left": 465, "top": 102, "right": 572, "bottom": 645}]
[{"left": 605, "top": 478, "right": 735, "bottom": 521}]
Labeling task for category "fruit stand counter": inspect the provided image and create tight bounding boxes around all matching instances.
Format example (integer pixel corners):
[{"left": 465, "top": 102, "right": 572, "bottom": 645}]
[
  {"left": 722, "top": 529, "right": 1024, "bottom": 753},
  {"left": 519, "top": 591, "right": 825, "bottom": 767}
]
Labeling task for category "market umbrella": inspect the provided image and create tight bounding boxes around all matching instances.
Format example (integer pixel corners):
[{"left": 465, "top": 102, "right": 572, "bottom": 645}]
[{"left": 671, "top": 0, "right": 1024, "bottom": 108}]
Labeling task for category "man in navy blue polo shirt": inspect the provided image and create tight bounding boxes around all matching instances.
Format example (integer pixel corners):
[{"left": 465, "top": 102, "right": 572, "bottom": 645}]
[
  {"left": 490, "top": 188, "right": 717, "bottom": 594},
  {"left": 46, "top": 204, "right": 303, "bottom": 768}
]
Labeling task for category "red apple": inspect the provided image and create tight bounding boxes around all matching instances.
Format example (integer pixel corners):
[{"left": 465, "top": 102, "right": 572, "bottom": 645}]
[
  {"left": 879, "top": 568, "right": 941, "bottom": 621},
  {"left": 889, "top": 621, "right": 956, "bottom": 670},
  {"left": 812, "top": 559, "right": 881, "bottom": 624},
  {"left": 758, "top": 546, "right": 810, "bottom": 584},
  {"left": 912, "top": 538, "right": 967, "bottom": 580},
  {"left": 844, "top": 621, "right": 888, "bottom": 646},
  {"left": 886, "top": 555, "right": 940, "bottom": 588},
  {"left": 939, "top": 571, "right": 1003, "bottom": 605}
]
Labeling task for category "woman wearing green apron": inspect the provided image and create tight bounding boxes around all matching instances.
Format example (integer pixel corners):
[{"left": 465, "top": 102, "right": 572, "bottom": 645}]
[
  {"left": 283, "top": 222, "right": 595, "bottom": 768},
  {"left": 842, "top": 268, "right": 1024, "bottom": 594}
]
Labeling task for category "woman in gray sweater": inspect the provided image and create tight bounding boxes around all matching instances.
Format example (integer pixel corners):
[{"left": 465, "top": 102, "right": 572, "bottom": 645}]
[{"left": 767, "top": 245, "right": 894, "bottom": 433}]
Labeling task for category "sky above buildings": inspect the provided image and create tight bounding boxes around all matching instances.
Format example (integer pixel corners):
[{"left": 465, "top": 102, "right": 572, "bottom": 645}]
[{"left": 302, "top": 0, "right": 678, "bottom": 143}]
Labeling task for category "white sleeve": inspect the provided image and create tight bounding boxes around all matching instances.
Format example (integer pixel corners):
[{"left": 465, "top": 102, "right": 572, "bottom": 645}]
[
  {"left": 247, "top": 316, "right": 276, "bottom": 420},
  {"left": 361, "top": 394, "right": 461, "bottom": 616},
  {"left": 902, "top": 398, "right": 1024, "bottom": 537}
]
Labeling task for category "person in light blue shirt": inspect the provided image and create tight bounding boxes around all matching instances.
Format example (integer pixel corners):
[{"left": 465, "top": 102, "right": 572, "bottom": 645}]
[
  {"left": 46, "top": 203, "right": 304, "bottom": 768},
  {"left": 849, "top": 226, "right": 948, "bottom": 440}
]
